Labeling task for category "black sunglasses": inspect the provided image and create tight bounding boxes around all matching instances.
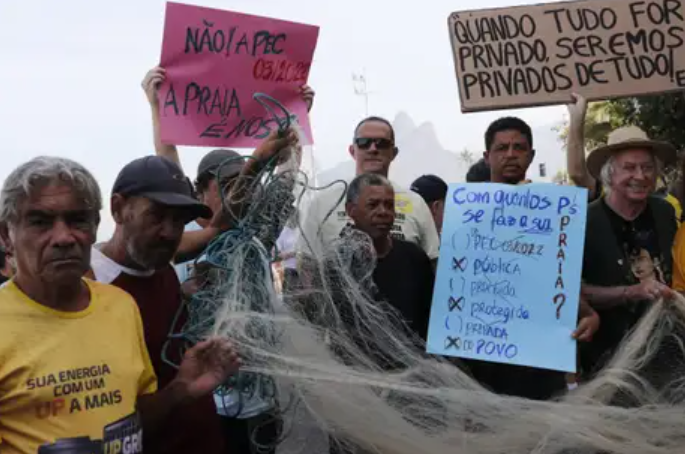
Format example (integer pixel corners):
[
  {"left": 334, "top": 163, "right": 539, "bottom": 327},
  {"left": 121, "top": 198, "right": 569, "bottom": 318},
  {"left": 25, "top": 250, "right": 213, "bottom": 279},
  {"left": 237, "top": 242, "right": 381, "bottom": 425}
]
[{"left": 354, "top": 137, "right": 394, "bottom": 150}]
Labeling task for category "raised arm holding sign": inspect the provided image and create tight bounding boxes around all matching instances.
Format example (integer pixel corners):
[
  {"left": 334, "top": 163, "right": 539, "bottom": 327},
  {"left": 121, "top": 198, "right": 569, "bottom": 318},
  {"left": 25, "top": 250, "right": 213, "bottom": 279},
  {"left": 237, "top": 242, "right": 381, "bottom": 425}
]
[
  {"left": 158, "top": 2, "right": 319, "bottom": 148},
  {"left": 142, "top": 66, "right": 315, "bottom": 171}
]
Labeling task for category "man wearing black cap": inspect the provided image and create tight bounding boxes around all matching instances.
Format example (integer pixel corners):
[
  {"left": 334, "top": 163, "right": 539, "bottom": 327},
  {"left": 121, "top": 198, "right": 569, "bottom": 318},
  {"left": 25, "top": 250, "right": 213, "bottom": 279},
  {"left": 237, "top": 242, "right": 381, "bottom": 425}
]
[
  {"left": 411, "top": 174, "right": 448, "bottom": 235},
  {"left": 90, "top": 155, "right": 227, "bottom": 454},
  {"left": 174, "top": 148, "right": 244, "bottom": 284},
  {"left": 466, "top": 158, "right": 491, "bottom": 183},
  {"left": 141, "top": 66, "right": 315, "bottom": 270},
  {"left": 195, "top": 148, "right": 244, "bottom": 217}
]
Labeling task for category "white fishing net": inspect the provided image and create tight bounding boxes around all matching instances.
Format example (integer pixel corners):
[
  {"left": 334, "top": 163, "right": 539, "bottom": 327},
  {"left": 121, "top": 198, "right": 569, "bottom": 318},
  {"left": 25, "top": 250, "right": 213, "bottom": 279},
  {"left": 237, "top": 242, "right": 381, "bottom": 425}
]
[{"left": 174, "top": 124, "right": 685, "bottom": 454}]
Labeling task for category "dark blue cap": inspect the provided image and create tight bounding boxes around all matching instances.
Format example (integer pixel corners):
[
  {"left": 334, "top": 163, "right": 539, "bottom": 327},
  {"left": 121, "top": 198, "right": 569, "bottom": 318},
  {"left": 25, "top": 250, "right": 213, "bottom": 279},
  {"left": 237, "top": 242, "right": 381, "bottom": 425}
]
[
  {"left": 411, "top": 174, "right": 448, "bottom": 203},
  {"left": 113, "top": 156, "right": 212, "bottom": 219}
]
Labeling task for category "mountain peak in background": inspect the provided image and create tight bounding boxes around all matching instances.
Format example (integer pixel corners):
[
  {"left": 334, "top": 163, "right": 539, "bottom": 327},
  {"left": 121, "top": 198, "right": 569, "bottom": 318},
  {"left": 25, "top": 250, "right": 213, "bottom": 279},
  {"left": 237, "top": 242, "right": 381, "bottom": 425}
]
[
  {"left": 317, "top": 111, "right": 470, "bottom": 187},
  {"left": 315, "top": 112, "right": 564, "bottom": 187}
]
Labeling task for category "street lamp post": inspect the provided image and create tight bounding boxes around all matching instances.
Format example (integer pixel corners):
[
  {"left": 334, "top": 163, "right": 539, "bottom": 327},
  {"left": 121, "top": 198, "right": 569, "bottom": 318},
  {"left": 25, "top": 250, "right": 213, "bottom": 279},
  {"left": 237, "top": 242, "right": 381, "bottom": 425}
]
[{"left": 352, "top": 71, "right": 371, "bottom": 116}]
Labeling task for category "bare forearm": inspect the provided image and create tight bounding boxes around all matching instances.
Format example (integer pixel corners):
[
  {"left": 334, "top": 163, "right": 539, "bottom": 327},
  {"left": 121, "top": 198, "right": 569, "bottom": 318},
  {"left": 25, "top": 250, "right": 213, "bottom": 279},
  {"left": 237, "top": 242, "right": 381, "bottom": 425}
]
[
  {"left": 582, "top": 284, "right": 627, "bottom": 309},
  {"left": 579, "top": 298, "right": 594, "bottom": 317},
  {"left": 277, "top": 251, "right": 297, "bottom": 262},
  {"left": 137, "top": 381, "right": 190, "bottom": 434},
  {"left": 175, "top": 227, "right": 220, "bottom": 263},
  {"left": 224, "top": 161, "right": 263, "bottom": 213},
  {"left": 567, "top": 121, "right": 595, "bottom": 196},
  {"left": 274, "top": 156, "right": 300, "bottom": 195},
  {"left": 150, "top": 102, "right": 182, "bottom": 170}
]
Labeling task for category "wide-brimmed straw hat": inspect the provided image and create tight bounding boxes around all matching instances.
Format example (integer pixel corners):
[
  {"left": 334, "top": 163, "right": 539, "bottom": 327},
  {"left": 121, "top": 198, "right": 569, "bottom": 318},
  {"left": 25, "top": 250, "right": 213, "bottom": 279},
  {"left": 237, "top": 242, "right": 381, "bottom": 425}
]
[{"left": 586, "top": 126, "right": 676, "bottom": 180}]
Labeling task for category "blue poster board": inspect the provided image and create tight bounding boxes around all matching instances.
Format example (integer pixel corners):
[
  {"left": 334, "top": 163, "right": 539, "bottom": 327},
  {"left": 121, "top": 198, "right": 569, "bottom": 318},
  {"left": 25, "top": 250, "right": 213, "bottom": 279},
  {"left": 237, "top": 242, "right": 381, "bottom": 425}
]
[{"left": 426, "top": 183, "right": 588, "bottom": 372}]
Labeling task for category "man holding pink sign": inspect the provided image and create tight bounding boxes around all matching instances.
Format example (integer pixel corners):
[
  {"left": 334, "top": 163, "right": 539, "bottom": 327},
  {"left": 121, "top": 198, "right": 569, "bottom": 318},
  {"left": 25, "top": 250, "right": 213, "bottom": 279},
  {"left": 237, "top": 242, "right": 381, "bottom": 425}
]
[
  {"left": 157, "top": 2, "right": 319, "bottom": 149},
  {"left": 142, "top": 66, "right": 314, "bottom": 269},
  {"left": 132, "top": 3, "right": 320, "bottom": 453}
]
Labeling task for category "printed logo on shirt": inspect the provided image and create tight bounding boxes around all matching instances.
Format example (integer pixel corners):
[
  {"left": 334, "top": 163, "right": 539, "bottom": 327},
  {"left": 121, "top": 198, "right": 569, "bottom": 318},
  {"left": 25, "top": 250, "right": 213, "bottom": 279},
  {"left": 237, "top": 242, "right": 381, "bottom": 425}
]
[
  {"left": 629, "top": 248, "right": 666, "bottom": 284},
  {"left": 38, "top": 413, "right": 143, "bottom": 454},
  {"left": 27, "top": 364, "right": 122, "bottom": 418},
  {"left": 395, "top": 195, "right": 414, "bottom": 214},
  {"left": 28, "top": 364, "right": 143, "bottom": 453}
]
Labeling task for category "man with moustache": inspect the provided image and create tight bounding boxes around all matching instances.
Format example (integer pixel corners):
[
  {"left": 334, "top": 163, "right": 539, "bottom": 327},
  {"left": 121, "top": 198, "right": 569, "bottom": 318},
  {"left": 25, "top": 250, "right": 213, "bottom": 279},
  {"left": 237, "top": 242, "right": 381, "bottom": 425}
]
[
  {"left": 90, "top": 155, "right": 227, "bottom": 453},
  {"left": 461, "top": 117, "right": 600, "bottom": 399},
  {"left": 92, "top": 128, "right": 296, "bottom": 453}
]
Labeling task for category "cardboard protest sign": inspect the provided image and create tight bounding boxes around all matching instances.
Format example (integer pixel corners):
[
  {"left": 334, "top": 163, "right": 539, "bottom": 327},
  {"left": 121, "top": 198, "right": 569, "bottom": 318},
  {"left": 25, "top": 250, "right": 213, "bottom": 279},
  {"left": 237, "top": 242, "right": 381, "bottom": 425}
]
[
  {"left": 448, "top": 0, "right": 685, "bottom": 112},
  {"left": 426, "top": 183, "right": 587, "bottom": 372},
  {"left": 158, "top": 2, "right": 319, "bottom": 148}
]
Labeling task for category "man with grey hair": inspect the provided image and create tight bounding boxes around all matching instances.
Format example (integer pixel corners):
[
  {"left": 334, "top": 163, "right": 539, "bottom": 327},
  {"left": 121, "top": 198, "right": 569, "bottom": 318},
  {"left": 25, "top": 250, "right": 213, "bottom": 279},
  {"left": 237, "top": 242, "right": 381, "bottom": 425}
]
[
  {"left": 580, "top": 126, "right": 677, "bottom": 377},
  {"left": 0, "top": 156, "right": 240, "bottom": 453}
]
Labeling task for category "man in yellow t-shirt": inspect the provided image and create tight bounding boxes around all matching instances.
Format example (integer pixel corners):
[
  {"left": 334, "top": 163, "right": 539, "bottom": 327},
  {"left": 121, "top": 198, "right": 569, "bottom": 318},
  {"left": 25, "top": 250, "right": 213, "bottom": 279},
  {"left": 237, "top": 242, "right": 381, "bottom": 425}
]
[
  {"left": 0, "top": 279, "right": 156, "bottom": 453},
  {"left": 0, "top": 157, "right": 241, "bottom": 454}
]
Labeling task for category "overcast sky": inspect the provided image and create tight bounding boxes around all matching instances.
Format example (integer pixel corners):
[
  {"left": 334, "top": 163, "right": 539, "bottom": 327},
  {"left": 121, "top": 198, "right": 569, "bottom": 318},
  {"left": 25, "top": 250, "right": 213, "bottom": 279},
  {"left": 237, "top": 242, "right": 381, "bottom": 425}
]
[{"left": 0, "top": 0, "right": 568, "bottom": 239}]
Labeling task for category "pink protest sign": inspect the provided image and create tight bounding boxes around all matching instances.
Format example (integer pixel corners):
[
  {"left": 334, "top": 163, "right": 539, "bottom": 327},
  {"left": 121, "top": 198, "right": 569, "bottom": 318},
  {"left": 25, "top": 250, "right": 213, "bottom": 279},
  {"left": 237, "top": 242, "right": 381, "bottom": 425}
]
[{"left": 158, "top": 2, "right": 319, "bottom": 148}]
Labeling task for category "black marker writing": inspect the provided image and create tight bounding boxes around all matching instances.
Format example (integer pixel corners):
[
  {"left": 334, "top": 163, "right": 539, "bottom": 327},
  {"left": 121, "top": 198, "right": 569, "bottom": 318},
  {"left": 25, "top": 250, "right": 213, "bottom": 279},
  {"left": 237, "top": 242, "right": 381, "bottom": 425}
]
[{"left": 185, "top": 21, "right": 287, "bottom": 57}]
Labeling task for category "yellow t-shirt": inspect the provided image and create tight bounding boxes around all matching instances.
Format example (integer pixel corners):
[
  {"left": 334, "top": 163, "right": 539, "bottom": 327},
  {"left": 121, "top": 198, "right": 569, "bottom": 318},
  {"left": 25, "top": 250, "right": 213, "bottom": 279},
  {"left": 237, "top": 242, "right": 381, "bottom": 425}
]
[
  {"left": 0, "top": 279, "right": 157, "bottom": 454},
  {"left": 665, "top": 193, "right": 683, "bottom": 227},
  {"left": 673, "top": 226, "right": 685, "bottom": 291}
]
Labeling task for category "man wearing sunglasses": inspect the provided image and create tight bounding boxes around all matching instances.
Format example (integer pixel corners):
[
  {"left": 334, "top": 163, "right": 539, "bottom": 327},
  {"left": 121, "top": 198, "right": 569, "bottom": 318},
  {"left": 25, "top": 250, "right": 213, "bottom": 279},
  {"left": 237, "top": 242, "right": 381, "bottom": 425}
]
[
  {"left": 299, "top": 116, "right": 440, "bottom": 261},
  {"left": 174, "top": 149, "right": 245, "bottom": 284}
]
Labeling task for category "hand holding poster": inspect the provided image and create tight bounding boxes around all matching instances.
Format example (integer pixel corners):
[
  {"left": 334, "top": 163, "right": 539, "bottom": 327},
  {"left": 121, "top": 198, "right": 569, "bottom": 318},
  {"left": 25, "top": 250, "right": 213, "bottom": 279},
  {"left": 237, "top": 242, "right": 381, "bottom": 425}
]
[
  {"left": 426, "top": 183, "right": 588, "bottom": 372},
  {"left": 449, "top": 0, "right": 685, "bottom": 112},
  {"left": 159, "top": 2, "right": 319, "bottom": 148}
]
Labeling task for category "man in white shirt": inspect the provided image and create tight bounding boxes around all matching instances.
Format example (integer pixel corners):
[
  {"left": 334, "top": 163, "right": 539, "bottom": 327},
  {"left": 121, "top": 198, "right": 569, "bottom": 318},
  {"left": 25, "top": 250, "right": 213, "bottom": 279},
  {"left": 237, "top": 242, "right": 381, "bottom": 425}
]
[{"left": 299, "top": 116, "right": 440, "bottom": 260}]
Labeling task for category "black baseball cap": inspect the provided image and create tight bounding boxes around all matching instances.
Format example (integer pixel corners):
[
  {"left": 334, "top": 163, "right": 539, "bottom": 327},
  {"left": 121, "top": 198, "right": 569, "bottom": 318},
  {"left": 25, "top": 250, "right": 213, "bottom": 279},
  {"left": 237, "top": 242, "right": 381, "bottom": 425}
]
[
  {"left": 411, "top": 174, "right": 448, "bottom": 204},
  {"left": 197, "top": 149, "right": 243, "bottom": 180},
  {"left": 113, "top": 156, "right": 213, "bottom": 219},
  {"left": 466, "top": 158, "right": 491, "bottom": 182}
]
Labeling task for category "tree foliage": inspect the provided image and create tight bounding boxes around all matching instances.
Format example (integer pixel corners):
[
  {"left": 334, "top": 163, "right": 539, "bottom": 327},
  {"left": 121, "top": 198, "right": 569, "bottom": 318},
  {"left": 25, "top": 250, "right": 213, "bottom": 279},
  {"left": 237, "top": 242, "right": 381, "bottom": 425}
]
[
  {"left": 458, "top": 148, "right": 476, "bottom": 166},
  {"left": 556, "top": 101, "right": 617, "bottom": 151},
  {"left": 552, "top": 169, "right": 569, "bottom": 185},
  {"left": 605, "top": 93, "right": 685, "bottom": 152},
  {"left": 556, "top": 92, "right": 685, "bottom": 199},
  {"left": 557, "top": 93, "right": 685, "bottom": 153}
]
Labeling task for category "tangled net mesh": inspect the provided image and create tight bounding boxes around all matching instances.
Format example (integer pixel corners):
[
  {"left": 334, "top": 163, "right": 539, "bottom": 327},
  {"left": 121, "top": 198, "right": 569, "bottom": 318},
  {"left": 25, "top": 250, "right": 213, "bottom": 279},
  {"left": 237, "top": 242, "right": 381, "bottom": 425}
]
[{"left": 169, "top": 118, "right": 685, "bottom": 454}]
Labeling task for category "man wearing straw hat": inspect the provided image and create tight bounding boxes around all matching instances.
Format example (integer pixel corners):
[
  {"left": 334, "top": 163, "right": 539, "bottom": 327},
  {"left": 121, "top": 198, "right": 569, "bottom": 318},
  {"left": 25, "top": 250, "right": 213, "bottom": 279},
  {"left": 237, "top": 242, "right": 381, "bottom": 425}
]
[{"left": 580, "top": 125, "right": 678, "bottom": 377}]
